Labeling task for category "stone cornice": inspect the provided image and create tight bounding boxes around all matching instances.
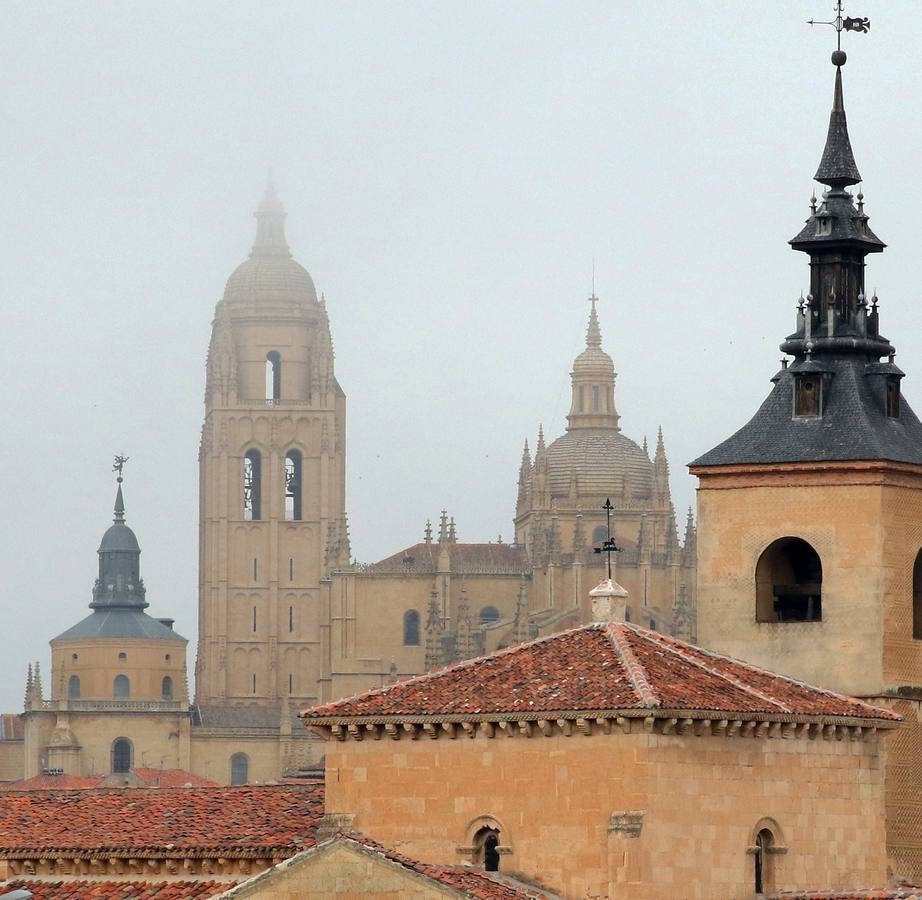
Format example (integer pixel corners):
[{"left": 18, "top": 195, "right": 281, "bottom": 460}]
[
  {"left": 306, "top": 707, "right": 898, "bottom": 743},
  {"left": 691, "top": 459, "right": 922, "bottom": 485}
]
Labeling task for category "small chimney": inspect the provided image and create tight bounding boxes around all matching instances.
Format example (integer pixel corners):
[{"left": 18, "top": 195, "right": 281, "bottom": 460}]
[{"left": 589, "top": 578, "right": 629, "bottom": 623}]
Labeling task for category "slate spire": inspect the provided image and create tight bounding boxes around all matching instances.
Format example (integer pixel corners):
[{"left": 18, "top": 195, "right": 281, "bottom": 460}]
[{"left": 814, "top": 60, "right": 861, "bottom": 188}]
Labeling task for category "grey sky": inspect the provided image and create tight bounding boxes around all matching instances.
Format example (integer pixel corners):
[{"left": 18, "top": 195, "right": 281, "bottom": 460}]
[{"left": 1, "top": 1, "right": 917, "bottom": 711}]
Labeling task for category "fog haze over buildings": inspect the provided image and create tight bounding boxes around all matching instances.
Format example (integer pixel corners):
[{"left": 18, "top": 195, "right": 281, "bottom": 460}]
[{"left": 2, "top": 0, "right": 919, "bottom": 710}]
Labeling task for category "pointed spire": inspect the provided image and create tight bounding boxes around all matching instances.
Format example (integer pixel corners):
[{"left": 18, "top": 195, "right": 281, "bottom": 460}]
[
  {"left": 32, "top": 662, "right": 43, "bottom": 705},
  {"left": 24, "top": 663, "right": 33, "bottom": 710},
  {"left": 536, "top": 425, "right": 546, "bottom": 455},
  {"left": 438, "top": 510, "right": 449, "bottom": 543},
  {"left": 250, "top": 178, "right": 291, "bottom": 258},
  {"left": 512, "top": 577, "right": 531, "bottom": 645},
  {"left": 424, "top": 519, "right": 433, "bottom": 544},
  {"left": 424, "top": 589, "right": 444, "bottom": 669},
  {"left": 586, "top": 295, "right": 602, "bottom": 348},
  {"left": 642, "top": 435, "right": 649, "bottom": 458},
  {"left": 815, "top": 59, "right": 861, "bottom": 188},
  {"left": 448, "top": 517, "right": 457, "bottom": 544},
  {"left": 519, "top": 440, "right": 532, "bottom": 475}
]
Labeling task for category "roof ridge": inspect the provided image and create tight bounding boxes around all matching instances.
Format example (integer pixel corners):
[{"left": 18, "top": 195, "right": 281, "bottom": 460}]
[
  {"left": 645, "top": 627, "right": 893, "bottom": 714},
  {"left": 302, "top": 623, "right": 606, "bottom": 718},
  {"left": 633, "top": 626, "right": 792, "bottom": 713},
  {"left": 607, "top": 624, "right": 660, "bottom": 707}
]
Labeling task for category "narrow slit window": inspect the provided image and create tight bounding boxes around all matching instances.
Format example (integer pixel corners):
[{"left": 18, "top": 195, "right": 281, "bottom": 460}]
[
  {"left": 887, "top": 378, "right": 901, "bottom": 418},
  {"left": 253, "top": 558, "right": 258, "bottom": 581},
  {"left": 289, "top": 605, "right": 293, "bottom": 633},
  {"left": 266, "top": 351, "right": 281, "bottom": 401},
  {"left": 289, "top": 557, "right": 293, "bottom": 581},
  {"left": 285, "top": 450, "right": 303, "bottom": 520},
  {"left": 244, "top": 450, "right": 262, "bottom": 520},
  {"left": 252, "top": 673, "right": 256, "bottom": 694},
  {"left": 252, "top": 606, "right": 257, "bottom": 633},
  {"left": 161, "top": 675, "right": 173, "bottom": 700},
  {"left": 288, "top": 673, "right": 293, "bottom": 694}
]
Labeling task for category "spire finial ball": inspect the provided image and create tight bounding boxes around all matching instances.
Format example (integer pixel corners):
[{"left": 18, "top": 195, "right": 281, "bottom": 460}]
[{"left": 831, "top": 49, "right": 847, "bottom": 67}]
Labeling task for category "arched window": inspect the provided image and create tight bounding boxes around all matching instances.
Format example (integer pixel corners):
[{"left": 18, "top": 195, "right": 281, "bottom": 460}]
[
  {"left": 111, "top": 737, "right": 132, "bottom": 773},
  {"left": 479, "top": 606, "right": 501, "bottom": 626},
  {"left": 244, "top": 449, "right": 261, "bottom": 520},
  {"left": 914, "top": 550, "right": 922, "bottom": 640},
  {"left": 754, "top": 828, "right": 776, "bottom": 894},
  {"left": 592, "top": 385, "right": 600, "bottom": 411},
  {"left": 284, "top": 450, "right": 302, "bottom": 520},
  {"left": 578, "top": 385, "right": 585, "bottom": 412},
  {"left": 473, "top": 826, "right": 501, "bottom": 872},
  {"left": 230, "top": 753, "right": 249, "bottom": 785},
  {"left": 113, "top": 674, "right": 130, "bottom": 699},
  {"left": 118, "top": 651, "right": 127, "bottom": 661},
  {"left": 755, "top": 538, "right": 822, "bottom": 623},
  {"left": 161, "top": 676, "right": 173, "bottom": 700},
  {"left": 68, "top": 675, "right": 80, "bottom": 699},
  {"left": 592, "top": 525, "right": 608, "bottom": 546},
  {"left": 266, "top": 351, "right": 281, "bottom": 401},
  {"left": 403, "top": 610, "right": 420, "bottom": 646}
]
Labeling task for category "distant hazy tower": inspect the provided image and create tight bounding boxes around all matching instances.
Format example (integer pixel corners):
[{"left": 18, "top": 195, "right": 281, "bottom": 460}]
[{"left": 196, "top": 184, "right": 349, "bottom": 707}]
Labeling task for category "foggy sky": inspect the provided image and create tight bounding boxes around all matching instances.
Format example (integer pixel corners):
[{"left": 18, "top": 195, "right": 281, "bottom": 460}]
[{"left": 2, "top": 1, "right": 919, "bottom": 711}]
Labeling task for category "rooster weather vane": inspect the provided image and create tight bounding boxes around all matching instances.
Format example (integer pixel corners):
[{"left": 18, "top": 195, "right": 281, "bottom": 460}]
[{"left": 593, "top": 498, "right": 622, "bottom": 581}]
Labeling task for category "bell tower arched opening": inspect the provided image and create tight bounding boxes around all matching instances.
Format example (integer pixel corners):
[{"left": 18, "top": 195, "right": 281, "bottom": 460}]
[{"left": 755, "top": 538, "right": 822, "bottom": 623}]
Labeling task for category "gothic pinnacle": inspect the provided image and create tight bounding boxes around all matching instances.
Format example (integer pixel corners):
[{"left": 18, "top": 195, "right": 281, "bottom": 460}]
[{"left": 586, "top": 295, "right": 602, "bottom": 348}]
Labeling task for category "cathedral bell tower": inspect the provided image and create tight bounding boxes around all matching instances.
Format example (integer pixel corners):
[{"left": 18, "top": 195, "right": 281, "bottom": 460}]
[
  {"left": 691, "top": 41, "right": 922, "bottom": 879},
  {"left": 196, "top": 183, "right": 348, "bottom": 707}
]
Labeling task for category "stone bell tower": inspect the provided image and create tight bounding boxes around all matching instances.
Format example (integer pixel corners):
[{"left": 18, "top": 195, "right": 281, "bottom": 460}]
[
  {"left": 691, "top": 44, "right": 922, "bottom": 878},
  {"left": 196, "top": 183, "right": 349, "bottom": 707}
]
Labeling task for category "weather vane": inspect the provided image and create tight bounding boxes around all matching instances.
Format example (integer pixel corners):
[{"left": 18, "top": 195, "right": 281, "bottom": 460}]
[
  {"left": 593, "top": 498, "right": 622, "bottom": 580},
  {"left": 113, "top": 454, "right": 129, "bottom": 483},
  {"left": 808, "top": 1, "right": 870, "bottom": 55}
]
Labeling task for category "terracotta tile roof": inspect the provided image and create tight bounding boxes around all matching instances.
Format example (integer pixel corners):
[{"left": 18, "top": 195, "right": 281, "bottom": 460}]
[
  {"left": 0, "top": 784, "right": 323, "bottom": 857},
  {"left": 0, "top": 714, "right": 24, "bottom": 741},
  {"left": 3, "top": 770, "right": 217, "bottom": 792},
  {"left": 302, "top": 622, "right": 900, "bottom": 723},
  {"left": 221, "top": 833, "right": 557, "bottom": 899},
  {"left": 1, "top": 880, "right": 234, "bottom": 898}
]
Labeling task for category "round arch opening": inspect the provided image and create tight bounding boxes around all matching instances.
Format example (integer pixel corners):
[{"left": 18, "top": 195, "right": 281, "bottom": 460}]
[{"left": 755, "top": 538, "right": 822, "bottom": 623}]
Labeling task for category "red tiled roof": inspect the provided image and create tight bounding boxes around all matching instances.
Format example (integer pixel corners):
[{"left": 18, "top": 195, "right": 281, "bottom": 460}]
[
  {"left": 302, "top": 623, "right": 900, "bottom": 723},
  {"left": 0, "top": 714, "right": 23, "bottom": 741},
  {"left": 228, "top": 833, "right": 555, "bottom": 899},
  {"left": 3, "top": 769, "right": 217, "bottom": 792},
  {"left": 1, "top": 881, "right": 234, "bottom": 898},
  {"left": 0, "top": 784, "right": 323, "bottom": 856}
]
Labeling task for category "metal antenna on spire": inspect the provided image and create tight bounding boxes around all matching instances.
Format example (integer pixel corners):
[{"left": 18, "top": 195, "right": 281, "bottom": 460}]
[
  {"left": 593, "top": 498, "right": 622, "bottom": 580},
  {"left": 808, "top": 1, "right": 870, "bottom": 54},
  {"left": 591, "top": 257, "right": 596, "bottom": 298}
]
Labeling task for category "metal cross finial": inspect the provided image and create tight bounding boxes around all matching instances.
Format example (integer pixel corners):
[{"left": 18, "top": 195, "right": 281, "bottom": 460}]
[
  {"left": 113, "top": 454, "right": 129, "bottom": 483},
  {"left": 808, "top": 1, "right": 870, "bottom": 53},
  {"left": 593, "top": 497, "right": 622, "bottom": 580}
]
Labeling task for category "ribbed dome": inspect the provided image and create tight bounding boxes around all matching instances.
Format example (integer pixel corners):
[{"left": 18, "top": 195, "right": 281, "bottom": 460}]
[
  {"left": 572, "top": 345, "right": 614, "bottom": 373},
  {"left": 98, "top": 522, "right": 140, "bottom": 553},
  {"left": 546, "top": 429, "right": 653, "bottom": 498},
  {"left": 223, "top": 256, "right": 318, "bottom": 306}
]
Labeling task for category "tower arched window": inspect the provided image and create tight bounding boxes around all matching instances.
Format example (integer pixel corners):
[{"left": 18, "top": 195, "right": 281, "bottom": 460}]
[
  {"left": 592, "top": 385, "right": 600, "bottom": 411},
  {"left": 161, "top": 675, "right": 173, "bottom": 700},
  {"left": 913, "top": 550, "right": 922, "bottom": 640},
  {"left": 473, "top": 826, "right": 501, "bottom": 872},
  {"left": 111, "top": 737, "right": 133, "bottom": 774},
  {"left": 284, "top": 450, "right": 303, "bottom": 520},
  {"left": 403, "top": 610, "right": 420, "bottom": 646},
  {"left": 244, "top": 449, "right": 261, "bottom": 521},
  {"left": 755, "top": 538, "right": 822, "bottom": 623},
  {"left": 113, "top": 674, "right": 130, "bottom": 699},
  {"left": 266, "top": 351, "right": 281, "bottom": 402},
  {"left": 479, "top": 606, "right": 500, "bottom": 626},
  {"left": 68, "top": 675, "right": 80, "bottom": 699},
  {"left": 230, "top": 752, "right": 249, "bottom": 785}
]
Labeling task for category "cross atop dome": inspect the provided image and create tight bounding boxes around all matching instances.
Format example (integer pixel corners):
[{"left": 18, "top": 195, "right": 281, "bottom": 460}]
[{"left": 250, "top": 175, "right": 291, "bottom": 259}]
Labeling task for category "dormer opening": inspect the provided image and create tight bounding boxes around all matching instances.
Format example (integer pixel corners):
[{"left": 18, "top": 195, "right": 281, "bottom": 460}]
[
  {"left": 887, "top": 377, "right": 901, "bottom": 418},
  {"left": 793, "top": 375, "right": 822, "bottom": 417}
]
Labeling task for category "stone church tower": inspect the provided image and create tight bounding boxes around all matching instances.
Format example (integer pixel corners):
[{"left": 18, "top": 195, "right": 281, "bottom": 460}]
[
  {"left": 196, "top": 184, "right": 349, "bottom": 708},
  {"left": 691, "top": 50, "right": 922, "bottom": 879}
]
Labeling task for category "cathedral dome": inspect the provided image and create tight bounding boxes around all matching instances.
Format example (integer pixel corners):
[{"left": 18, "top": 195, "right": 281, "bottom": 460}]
[
  {"left": 223, "top": 256, "right": 318, "bottom": 306},
  {"left": 572, "top": 344, "right": 614, "bottom": 374},
  {"left": 546, "top": 429, "right": 653, "bottom": 499},
  {"left": 98, "top": 521, "right": 140, "bottom": 553}
]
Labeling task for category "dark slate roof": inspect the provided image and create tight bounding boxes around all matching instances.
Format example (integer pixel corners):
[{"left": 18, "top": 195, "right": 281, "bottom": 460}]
[
  {"left": 815, "top": 66, "right": 861, "bottom": 187},
  {"left": 52, "top": 609, "right": 186, "bottom": 642},
  {"left": 192, "top": 704, "right": 313, "bottom": 734},
  {"left": 691, "top": 357, "right": 922, "bottom": 468}
]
